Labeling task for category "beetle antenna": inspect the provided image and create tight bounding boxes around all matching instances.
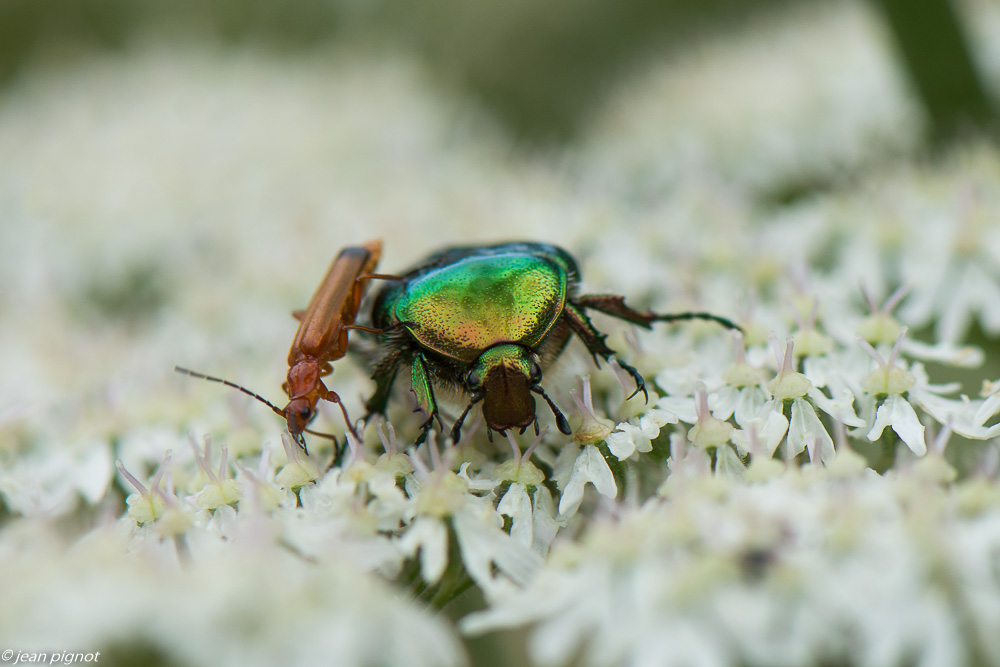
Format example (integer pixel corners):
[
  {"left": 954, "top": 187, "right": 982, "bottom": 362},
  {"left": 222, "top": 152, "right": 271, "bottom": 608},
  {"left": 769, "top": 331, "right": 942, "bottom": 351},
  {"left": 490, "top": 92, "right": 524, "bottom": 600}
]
[
  {"left": 531, "top": 386, "right": 571, "bottom": 435},
  {"left": 174, "top": 366, "right": 285, "bottom": 418},
  {"left": 450, "top": 395, "right": 482, "bottom": 443}
]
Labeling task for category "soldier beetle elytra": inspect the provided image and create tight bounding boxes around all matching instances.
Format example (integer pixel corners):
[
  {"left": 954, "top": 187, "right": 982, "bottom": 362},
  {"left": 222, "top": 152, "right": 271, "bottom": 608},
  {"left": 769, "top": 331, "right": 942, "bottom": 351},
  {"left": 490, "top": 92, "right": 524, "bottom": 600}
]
[{"left": 176, "top": 239, "right": 382, "bottom": 453}]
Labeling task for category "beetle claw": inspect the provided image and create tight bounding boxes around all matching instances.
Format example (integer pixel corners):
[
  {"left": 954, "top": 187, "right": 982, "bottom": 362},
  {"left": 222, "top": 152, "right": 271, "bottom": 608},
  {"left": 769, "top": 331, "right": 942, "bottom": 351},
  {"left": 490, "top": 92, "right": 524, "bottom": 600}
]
[
  {"left": 615, "top": 359, "right": 650, "bottom": 404},
  {"left": 414, "top": 414, "right": 436, "bottom": 445},
  {"left": 626, "top": 385, "right": 650, "bottom": 403}
]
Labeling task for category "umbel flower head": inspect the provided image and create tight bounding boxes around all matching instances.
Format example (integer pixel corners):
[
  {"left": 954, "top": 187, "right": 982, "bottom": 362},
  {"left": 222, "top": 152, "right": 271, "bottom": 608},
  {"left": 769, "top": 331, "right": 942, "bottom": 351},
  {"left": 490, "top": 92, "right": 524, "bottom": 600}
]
[{"left": 4, "top": 3, "right": 1000, "bottom": 665}]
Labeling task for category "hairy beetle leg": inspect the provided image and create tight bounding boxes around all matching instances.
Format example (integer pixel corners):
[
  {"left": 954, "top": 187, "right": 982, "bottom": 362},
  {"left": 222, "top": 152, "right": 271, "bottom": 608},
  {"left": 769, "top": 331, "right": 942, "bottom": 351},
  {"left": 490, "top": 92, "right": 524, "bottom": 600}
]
[
  {"left": 344, "top": 320, "right": 417, "bottom": 336},
  {"left": 357, "top": 273, "right": 406, "bottom": 282},
  {"left": 364, "top": 347, "right": 405, "bottom": 420},
  {"left": 409, "top": 353, "right": 446, "bottom": 445},
  {"left": 576, "top": 294, "right": 742, "bottom": 333}
]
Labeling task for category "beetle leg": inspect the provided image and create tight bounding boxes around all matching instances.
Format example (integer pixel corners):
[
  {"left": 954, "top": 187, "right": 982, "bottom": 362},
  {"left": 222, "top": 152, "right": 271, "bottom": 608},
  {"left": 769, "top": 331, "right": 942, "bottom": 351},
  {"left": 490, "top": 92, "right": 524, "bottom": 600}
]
[
  {"left": 344, "top": 320, "right": 418, "bottom": 336},
  {"left": 563, "top": 302, "right": 648, "bottom": 403},
  {"left": 365, "top": 347, "right": 406, "bottom": 419},
  {"left": 563, "top": 302, "right": 616, "bottom": 364},
  {"left": 531, "top": 385, "right": 572, "bottom": 434},
  {"left": 410, "top": 352, "right": 444, "bottom": 445},
  {"left": 450, "top": 395, "right": 482, "bottom": 443},
  {"left": 357, "top": 272, "right": 406, "bottom": 282},
  {"left": 291, "top": 308, "right": 306, "bottom": 322},
  {"left": 575, "top": 294, "right": 659, "bottom": 328},
  {"left": 576, "top": 294, "right": 741, "bottom": 331},
  {"left": 316, "top": 382, "right": 362, "bottom": 444},
  {"left": 343, "top": 323, "right": 385, "bottom": 335}
]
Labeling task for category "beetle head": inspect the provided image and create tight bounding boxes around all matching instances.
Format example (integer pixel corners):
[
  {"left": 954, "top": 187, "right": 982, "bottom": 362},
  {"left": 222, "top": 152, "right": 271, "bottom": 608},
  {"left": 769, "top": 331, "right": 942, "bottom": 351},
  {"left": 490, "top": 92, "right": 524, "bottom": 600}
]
[
  {"left": 283, "top": 360, "right": 321, "bottom": 442},
  {"left": 283, "top": 396, "right": 316, "bottom": 441},
  {"left": 466, "top": 344, "right": 538, "bottom": 433},
  {"left": 453, "top": 344, "right": 570, "bottom": 442}
]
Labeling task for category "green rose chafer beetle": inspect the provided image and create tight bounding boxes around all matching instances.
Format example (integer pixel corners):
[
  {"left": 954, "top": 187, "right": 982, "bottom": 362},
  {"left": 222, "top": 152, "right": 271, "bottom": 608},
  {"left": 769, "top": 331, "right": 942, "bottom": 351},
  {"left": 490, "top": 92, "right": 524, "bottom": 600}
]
[{"left": 362, "top": 242, "right": 739, "bottom": 443}]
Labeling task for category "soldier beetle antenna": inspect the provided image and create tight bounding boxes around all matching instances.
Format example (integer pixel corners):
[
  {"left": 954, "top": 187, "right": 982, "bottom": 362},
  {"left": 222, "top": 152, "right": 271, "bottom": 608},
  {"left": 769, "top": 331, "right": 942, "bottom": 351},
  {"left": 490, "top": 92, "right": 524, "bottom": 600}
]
[
  {"left": 174, "top": 366, "right": 284, "bottom": 418},
  {"left": 173, "top": 366, "right": 342, "bottom": 454}
]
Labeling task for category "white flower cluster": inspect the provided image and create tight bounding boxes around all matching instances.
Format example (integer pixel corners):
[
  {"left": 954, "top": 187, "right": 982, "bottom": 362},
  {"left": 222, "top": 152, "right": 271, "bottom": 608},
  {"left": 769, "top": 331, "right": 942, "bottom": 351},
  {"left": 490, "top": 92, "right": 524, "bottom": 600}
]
[
  {"left": 464, "top": 462, "right": 1000, "bottom": 666},
  {"left": 3, "top": 1, "right": 1000, "bottom": 665}
]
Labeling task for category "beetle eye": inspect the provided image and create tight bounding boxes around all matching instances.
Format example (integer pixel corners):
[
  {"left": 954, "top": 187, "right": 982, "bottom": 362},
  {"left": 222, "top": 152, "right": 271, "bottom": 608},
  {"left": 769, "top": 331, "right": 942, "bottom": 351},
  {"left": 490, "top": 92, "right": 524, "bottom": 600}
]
[
  {"left": 529, "top": 363, "right": 542, "bottom": 383},
  {"left": 298, "top": 408, "right": 312, "bottom": 422},
  {"left": 465, "top": 370, "right": 482, "bottom": 391}
]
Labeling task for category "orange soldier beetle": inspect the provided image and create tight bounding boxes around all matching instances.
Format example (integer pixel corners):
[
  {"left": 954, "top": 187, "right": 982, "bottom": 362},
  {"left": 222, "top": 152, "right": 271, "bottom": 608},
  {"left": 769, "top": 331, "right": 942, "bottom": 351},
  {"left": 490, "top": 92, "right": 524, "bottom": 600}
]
[{"left": 176, "top": 239, "right": 383, "bottom": 452}]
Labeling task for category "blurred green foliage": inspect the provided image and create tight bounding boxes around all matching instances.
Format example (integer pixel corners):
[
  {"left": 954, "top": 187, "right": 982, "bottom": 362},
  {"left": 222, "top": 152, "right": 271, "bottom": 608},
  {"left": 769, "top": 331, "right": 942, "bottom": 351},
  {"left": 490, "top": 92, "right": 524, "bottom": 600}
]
[
  {"left": 0, "top": 0, "right": 993, "bottom": 146},
  {"left": 876, "top": 0, "right": 995, "bottom": 145}
]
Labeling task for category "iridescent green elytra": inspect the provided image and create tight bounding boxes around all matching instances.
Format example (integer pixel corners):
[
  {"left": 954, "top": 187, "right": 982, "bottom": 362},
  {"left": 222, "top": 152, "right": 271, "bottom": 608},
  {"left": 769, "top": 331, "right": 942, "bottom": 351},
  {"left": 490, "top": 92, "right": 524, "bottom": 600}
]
[
  {"left": 392, "top": 253, "right": 568, "bottom": 363},
  {"left": 364, "top": 242, "right": 739, "bottom": 443}
]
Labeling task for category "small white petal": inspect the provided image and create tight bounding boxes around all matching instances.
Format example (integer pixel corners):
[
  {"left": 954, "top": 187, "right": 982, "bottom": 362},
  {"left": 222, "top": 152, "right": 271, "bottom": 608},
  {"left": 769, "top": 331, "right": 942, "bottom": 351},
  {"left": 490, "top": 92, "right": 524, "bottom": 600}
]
[
  {"left": 497, "top": 483, "right": 534, "bottom": 549},
  {"left": 731, "top": 409, "right": 789, "bottom": 458},
  {"left": 606, "top": 428, "right": 637, "bottom": 460},
  {"left": 73, "top": 439, "right": 114, "bottom": 504},
  {"left": 398, "top": 517, "right": 449, "bottom": 585},
  {"left": 788, "top": 398, "right": 834, "bottom": 463},
  {"left": 559, "top": 446, "right": 617, "bottom": 517},
  {"left": 974, "top": 392, "right": 1000, "bottom": 426},
  {"left": 886, "top": 395, "right": 927, "bottom": 456},
  {"left": 715, "top": 445, "right": 746, "bottom": 479},
  {"left": 808, "top": 386, "right": 866, "bottom": 428},
  {"left": 712, "top": 385, "right": 740, "bottom": 421},
  {"left": 867, "top": 399, "right": 891, "bottom": 442},
  {"left": 802, "top": 354, "right": 833, "bottom": 387},
  {"left": 526, "top": 485, "right": 562, "bottom": 556},
  {"left": 656, "top": 395, "right": 698, "bottom": 423},
  {"left": 642, "top": 408, "right": 679, "bottom": 428},
  {"left": 636, "top": 414, "right": 663, "bottom": 443},
  {"left": 912, "top": 392, "right": 1000, "bottom": 440},
  {"left": 453, "top": 509, "right": 541, "bottom": 595},
  {"left": 734, "top": 385, "right": 769, "bottom": 427},
  {"left": 551, "top": 445, "right": 582, "bottom": 491},
  {"left": 902, "top": 339, "right": 984, "bottom": 368}
]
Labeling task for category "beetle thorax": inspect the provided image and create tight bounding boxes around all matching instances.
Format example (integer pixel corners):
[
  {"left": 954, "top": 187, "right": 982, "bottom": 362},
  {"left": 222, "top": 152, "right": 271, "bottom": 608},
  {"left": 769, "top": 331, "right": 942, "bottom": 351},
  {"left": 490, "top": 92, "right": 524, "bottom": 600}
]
[{"left": 285, "top": 360, "right": 320, "bottom": 400}]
